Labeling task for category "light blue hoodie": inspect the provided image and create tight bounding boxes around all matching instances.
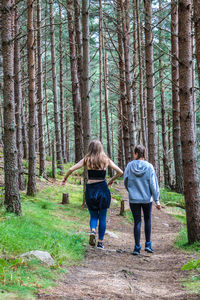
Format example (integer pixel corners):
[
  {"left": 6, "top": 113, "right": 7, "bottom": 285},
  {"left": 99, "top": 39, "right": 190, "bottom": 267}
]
[{"left": 124, "top": 160, "right": 160, "bottom": 204}]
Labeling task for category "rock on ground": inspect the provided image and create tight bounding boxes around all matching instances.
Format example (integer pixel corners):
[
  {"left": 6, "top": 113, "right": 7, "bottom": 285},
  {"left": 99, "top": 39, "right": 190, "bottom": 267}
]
[{"left": 21, "top": 250, "right": 55, "bottom": 266}]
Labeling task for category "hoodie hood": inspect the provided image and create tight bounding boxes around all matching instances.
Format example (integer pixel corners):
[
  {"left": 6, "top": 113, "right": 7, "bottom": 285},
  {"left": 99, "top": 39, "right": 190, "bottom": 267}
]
[{"left": 129, "top": 160, "right": 149, "bottom": 177}]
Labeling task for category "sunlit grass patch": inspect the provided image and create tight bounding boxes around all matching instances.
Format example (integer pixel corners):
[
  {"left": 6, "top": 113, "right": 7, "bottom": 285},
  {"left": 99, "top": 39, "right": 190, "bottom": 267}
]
[{"left": 0, "top": 182, "right": 89, "bottom": 298}]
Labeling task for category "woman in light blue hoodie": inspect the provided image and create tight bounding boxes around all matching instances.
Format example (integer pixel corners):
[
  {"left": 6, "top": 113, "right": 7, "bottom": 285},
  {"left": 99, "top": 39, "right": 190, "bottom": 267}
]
[{"left": 124, "top": 145, "right": 161, "bottom": 255}]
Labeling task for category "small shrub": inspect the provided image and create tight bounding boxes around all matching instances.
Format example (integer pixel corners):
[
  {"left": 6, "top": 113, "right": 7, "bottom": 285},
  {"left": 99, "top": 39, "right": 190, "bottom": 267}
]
[
  {"left": 22, "top": 160, "right": 28, "bottom": 169},
  {"left": 46, "top": 155, "right": 52, "bottom": 161},
  {"left": 46, "top": 167, "right": 53, "bottom": 178},
  {"left": 160, "top": 188, "right": 185, "bottom": 208},
  {"left": 181, "top": 258, "right": 200, "bottom": 271}
]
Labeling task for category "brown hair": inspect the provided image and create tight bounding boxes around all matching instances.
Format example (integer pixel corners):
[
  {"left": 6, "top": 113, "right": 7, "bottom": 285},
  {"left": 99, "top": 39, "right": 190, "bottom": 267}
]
[
  {"left": 134, "top": 144, "right": 146, "bottom": 160},
  {"left": 84, "top": 140, "right": 109, "bottom": 169}
]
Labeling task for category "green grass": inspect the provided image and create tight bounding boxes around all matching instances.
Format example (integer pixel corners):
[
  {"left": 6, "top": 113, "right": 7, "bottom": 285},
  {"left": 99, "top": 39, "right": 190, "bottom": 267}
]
[
  {"left": 160, "top": 188, "right": 200, "bottom": 295},
  {"left": 160, "top": 188, "right": 185, "bottom": 208},
  {"left": 0, "top": 183, "right": 89, "bottom": 299},
  {"left": 124, "top": 210, "right": 133, "bottom": 223}
]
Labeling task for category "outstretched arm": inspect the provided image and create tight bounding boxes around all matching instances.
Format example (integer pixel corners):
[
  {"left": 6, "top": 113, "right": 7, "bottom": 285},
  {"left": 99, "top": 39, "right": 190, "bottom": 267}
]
[
  {"left": 61, "top": 158, "right": 84, "bottom": 185},
  {"left": 107, "top": 159, "right": 123, "bottom": 186}
]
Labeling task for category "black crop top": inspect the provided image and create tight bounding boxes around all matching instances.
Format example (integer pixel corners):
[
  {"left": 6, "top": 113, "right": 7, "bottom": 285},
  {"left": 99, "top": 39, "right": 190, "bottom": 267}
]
[{"left": 88, "top": 170, "right": 106, "bottom": 180}]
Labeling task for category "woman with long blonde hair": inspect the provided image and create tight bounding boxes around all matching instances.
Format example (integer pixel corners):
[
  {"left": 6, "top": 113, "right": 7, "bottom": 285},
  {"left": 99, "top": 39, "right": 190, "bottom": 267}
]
[{"left": 61, "top": 140, "right": 123, "bottom": 249}]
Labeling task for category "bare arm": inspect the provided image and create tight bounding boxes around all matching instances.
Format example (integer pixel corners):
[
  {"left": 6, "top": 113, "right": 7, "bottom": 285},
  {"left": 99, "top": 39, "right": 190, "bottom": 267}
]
[
  {"left": 61, "top": 158, "right": 85, "bottom": 185},
  {"left": 107, "top": 159, "right": 123, "bottom": 186}
]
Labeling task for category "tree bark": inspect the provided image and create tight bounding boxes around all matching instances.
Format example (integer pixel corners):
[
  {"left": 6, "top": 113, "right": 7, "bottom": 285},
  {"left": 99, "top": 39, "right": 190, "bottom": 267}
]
[
  {"left": 65, "top": 97, "right": 70, "bottom": 162},
  {"left": 66, "top": 0, "right": 83, "bottom": 162},
  {"left": 82, "top": 0, "right": 91, "bottom": 155},
  {"left": 120, "top": 0, "right": 136, "bottom": 156},
  {"left": 99, "top": 0, "right": 103, "bottom": 142},
  {"left": 27, "top": 0, "right": 36, "bottom": 196},
  {"left": 14, "top": 1, "right": 25, "bottom": 190},
  {"left": 44, "top": 1, "right": 50, "bottom": 157},
  {"left": 82, "top": 0, "right": 91, "bottom": 206},
  {"left": 49, "top": 0, "right": 64, "bottom": 173},
  {"left": 193, "top": 0, "right": 200, "bottom": 87},
  {"left": 21, "top": 50, "right": 28, "bottom": 160},
  {"left": 103, "top": 35, "right": 112, "bottom": 176},
  {"left": 171, "top": 0, "right": 184, "bottom": 193},
  {"left": 51, "top": 139, "right": 56, "bottom": 179},
  {"left": 37, "top": 0, "right": 46, "bottom": 177},
  {"left": 144, "top": 0, "right": 157, "bottom": 172},
  {"left": 132, "top": 0, "right": 138, "bottom": 127},
  {"left": 117, "top": 0, "right": 131, "bottom": 164},
  {"left": 179, "top": 0, "right": 200, "bottom": 243},
  {"left": 118, "top": 98, "right": 124, "bottom": 170},
  {"left": 159, "top": 0, "right": 170, "bottom": 187},
  {"left": 1, "top": 0, "right": 21, "bottom": 215},
  {"left": 59, "top": 3, "right": 66, "bottom": 163},
  {"left": 136, "top": 0, "right": 147, "bottom": 149},
  {"left": 74, "top": 0, "right": 83, "bottom": 99}
]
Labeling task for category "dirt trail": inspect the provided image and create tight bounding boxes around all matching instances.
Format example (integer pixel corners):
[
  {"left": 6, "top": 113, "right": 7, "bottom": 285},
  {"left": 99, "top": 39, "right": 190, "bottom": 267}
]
[{"left": 38, "top": 185, "right": 198, "bottom": 300}]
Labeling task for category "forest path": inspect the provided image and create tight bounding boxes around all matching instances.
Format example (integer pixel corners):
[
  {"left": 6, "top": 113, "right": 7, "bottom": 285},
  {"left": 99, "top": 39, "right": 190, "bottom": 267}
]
[{"left": 38, "top": 184, "right": 198, "bottom": 300}]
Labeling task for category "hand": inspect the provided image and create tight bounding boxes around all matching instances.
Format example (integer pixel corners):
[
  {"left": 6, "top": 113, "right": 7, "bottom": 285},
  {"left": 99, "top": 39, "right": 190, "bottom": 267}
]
[
  {"left": 108, "top": 180, "right": 113, "bottom": 186},
  {"left": 156, "top": 203, "right": 161, "bottom": 210}
]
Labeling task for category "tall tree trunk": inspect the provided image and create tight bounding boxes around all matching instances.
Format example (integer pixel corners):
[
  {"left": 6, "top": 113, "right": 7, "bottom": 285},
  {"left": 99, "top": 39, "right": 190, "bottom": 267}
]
[
  {"left": 82, "top": 0, "right": 91, "bottom": 206},
  {"left": 14, "top": 2, "right": 25, "bottom": 190},
  {"left": 159, "top": 63, "right": 170, "bottom": 187},
  {"left": 120, "top": 0, "right": 136, "bottom": 157},
  {"left": 117, "top": 0, "right": 131, "bottom": 164},
  {"left": 1, "top": 0, "right": 21, "bottom": 215},
  {"left": 21, "top": 50, "right": 28, "bottom": 160},
  {"left": 144, "top": 0, "right": 157, "bottom": 172},
  {"left": 191, "top": 19, "right": 196, "bottom": 132},
  {"left": 110, "top": 102, "right": 115, "bottom": 162},
  {"left": 37, "top": 0, "right": 46, "bottom": 177},
  {"left": 157, "top": 128, "right": 161, "bottom": 186},
  {"left": 103, "top": 35, "right": 112, "bottom": 176},
  {"left": 82, "top": 0, "right": 91, "bottom": 155},
  {"left": 136, "top": 0, "right": 147, "bottom": 149},
  {"left": 66, "top": 0, "right": 83, "bottom": 162},
  {"left": 193, "top": 0, "right": 200, "bottom": 87},
  {"left": 27, "top": 0, "right": 36, "bottom": 196},
  {"left": 0, "top": 104, "right": 4, "bottom": 144},
  {"left": 159, "top": 0, "right": 170, "bottom": 187},
  {"left": 118, "top": 99, "right": 124, "bottom": 170},
  {"left": 59, "top": 3, "right": 66, "bottom": 163},
  {"left": 171, "top": 0, "right": 184, "bottom": 193},
  {"left": 65, "top": 97, "right": 70, "bottom": 162},
  {"left": 74, "top": 0, "right": 83, "bottom": 99},
  {"left": 44, "top": 1, "right": 50, "bottom": 156},
  {"left": 99, "top": 0, "right": 103, "bottom": 142},
  {"left": 179, "top": 0, "right": 200, "bottom": 243},
  {"left": 49, "top": 0, "right": 64, "bottom": 173},
  {"left": 34, "top": 34, "right": 39, "bottom": 154},
  {"left": 132, "top": 0, "right": 138, "bottom": 127}
]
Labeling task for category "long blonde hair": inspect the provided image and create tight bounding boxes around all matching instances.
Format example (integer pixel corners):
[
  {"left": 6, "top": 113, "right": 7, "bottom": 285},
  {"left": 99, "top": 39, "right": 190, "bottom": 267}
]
[{"left": 84, "top": 140, "right": 109, "bottom": 169}]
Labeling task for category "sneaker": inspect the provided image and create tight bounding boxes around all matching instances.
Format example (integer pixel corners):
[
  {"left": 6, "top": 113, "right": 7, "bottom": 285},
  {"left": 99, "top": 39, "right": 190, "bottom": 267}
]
[
  {"left": 89, "top": 231, "right": 96, "bottom": 246},
  {"left": 145, "top": 241, "right": 154, "bottom": 253},
  {"left": 132, "top": 244, "right": 141, "bottom": 255},
  {"left": 97, "top": 241, "right": 104, "bottom": 250}
]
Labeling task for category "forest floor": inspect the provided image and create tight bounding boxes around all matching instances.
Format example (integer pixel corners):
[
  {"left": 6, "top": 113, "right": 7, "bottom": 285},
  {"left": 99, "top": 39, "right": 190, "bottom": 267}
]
[{"left": 37, "top": 183, "right": 199, "bottom": 300}]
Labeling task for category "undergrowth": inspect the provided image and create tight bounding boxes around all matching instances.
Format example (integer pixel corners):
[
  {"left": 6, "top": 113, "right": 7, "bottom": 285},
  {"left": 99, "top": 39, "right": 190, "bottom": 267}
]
[
  {"left": 160, "top": 188, "right": 200, "bottom": 295},
  {"left": 0, "top": 182, "right": 89, "bottom": 299}
]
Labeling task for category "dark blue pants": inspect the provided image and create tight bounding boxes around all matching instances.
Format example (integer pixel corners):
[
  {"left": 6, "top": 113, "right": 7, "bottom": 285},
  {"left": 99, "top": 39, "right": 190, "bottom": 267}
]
[
  {"left": 130, "top": 202, "right": 152, "bottom": 247},
  {"left": 88, "top": 209, "right": 107, "bottom": 240}
]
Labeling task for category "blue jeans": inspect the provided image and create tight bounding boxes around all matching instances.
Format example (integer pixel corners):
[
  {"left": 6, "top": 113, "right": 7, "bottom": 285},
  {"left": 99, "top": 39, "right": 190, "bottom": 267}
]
[
  {"left": 130, "top": 202, "right": 152, "bottom": 247},
  {"left": 88, "top": 209, "right": 107, "bottom": 240}
]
